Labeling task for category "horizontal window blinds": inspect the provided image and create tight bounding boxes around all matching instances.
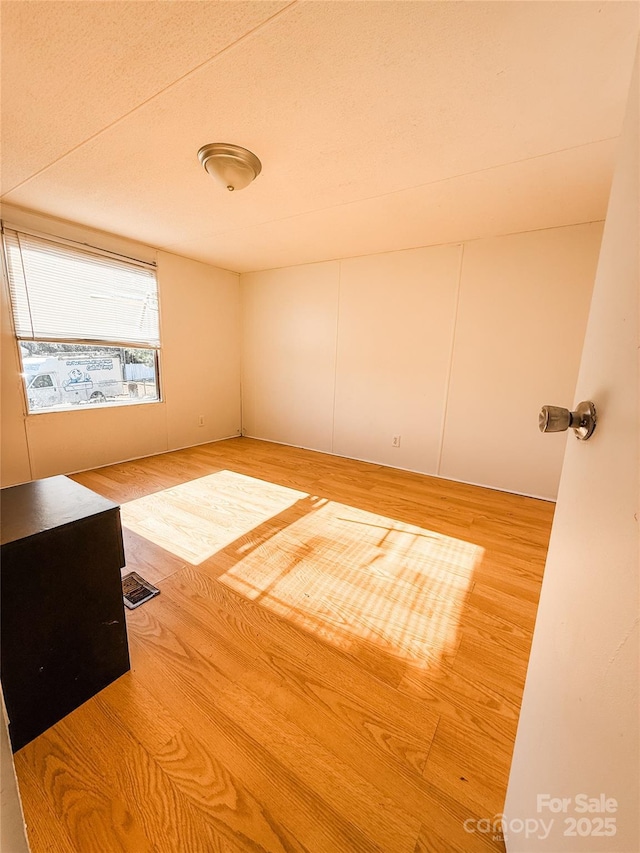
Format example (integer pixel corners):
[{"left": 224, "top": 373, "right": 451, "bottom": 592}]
[{"left": 3, "top": 228, "right": 160, "bottom": 346}]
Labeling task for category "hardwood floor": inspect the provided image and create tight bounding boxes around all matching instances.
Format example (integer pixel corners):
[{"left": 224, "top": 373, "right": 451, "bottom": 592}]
[{"left": 13, "top": 438, "right": 554, "bottom": 852}]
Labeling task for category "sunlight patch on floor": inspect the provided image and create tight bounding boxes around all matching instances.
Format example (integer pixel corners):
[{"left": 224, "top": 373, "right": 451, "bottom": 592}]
[
  {"left": 120, "top": 469, "right": 306, "bottom": 564},
  {"left": 220, "top": 500, "right": 484, "bottom": 668},
  {"left": 121, "top": 469, "right": 483, "bottom": 667}
]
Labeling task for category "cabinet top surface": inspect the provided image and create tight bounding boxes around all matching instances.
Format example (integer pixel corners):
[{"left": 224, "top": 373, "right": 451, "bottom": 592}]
[{"left": 1, "top": 476, "right": 119, "bottom": 546}]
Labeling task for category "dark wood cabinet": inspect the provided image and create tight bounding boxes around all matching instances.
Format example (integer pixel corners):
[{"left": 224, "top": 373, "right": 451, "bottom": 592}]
[{"left": 1, "top": 476, "right": 130, "bottom": 752}]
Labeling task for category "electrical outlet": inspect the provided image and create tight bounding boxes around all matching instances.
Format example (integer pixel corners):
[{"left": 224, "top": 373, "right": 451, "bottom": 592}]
[
  {"left": 392, "top": 435, "right": 401, "bottom": 447},
  {"left": 198, "top": 415, "right": 205, "bottom": 427}
]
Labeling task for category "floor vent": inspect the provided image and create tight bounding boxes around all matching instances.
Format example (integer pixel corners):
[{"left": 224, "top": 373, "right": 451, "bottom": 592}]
[{"left": 122, "top": 572, "right": 160, "bottom": 609}]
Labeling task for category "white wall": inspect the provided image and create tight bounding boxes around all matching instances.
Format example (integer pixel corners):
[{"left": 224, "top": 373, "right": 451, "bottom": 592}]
[
  {"left": 439, "top": 226, "right": 602, "bottom": 496},
  {"left": 0, "top": 206, "right": 241, "bottom": 486},
  {"left": 504, "top": 51, "right": 638, "bottom": 852},
  {"left": 333, "top": 247, "right": 461, "bottom": 472},
  {"left": 241, "top": 223, "right": 602, "bottom": 499},
  {"left": 1, "top": 255, "right": 32, "bottom": 485},
  {"left": 159, "top": 250, "right": 241, "bottom": 451},
  {"left": 241, "top": 262, "right": 339, "bottom": 452}
]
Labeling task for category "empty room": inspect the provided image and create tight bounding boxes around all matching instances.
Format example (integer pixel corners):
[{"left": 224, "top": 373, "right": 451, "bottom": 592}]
[{"left": 1, "top": 2, "right": 638, "bottom": 852}]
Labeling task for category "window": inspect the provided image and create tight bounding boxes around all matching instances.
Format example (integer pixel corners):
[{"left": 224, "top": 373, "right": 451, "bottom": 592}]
[
  {"left": 2, "top": 226, "right": 161, "bottom": 413},
  {"left": 31, "top": 374, "right": 54, "bottom": 389}
]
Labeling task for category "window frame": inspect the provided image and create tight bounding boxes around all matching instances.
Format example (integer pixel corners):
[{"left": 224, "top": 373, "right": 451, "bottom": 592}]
[{"left": 1, "top": 223, "right": 163, "bottom": 416}]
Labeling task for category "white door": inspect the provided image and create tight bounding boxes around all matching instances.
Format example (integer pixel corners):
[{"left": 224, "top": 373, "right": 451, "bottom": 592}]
[{"left": 503, "top": 52, "right": 638, "bottom": 853}]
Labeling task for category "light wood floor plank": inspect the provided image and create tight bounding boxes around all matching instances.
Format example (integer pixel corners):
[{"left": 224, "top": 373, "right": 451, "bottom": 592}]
[
  {"left": 154, "top": 579, "right": 427, "bottom": 845},
  {"left": 126, "top": 614, "right": 389, "bottom": 853},
  {"left": 161, "top": 567, "right": 440, "bottom": 780},
  {"left": 72, "top": 696, "right": 292, "bottom": 853},
  {"left": 8, "top": 759, "right": 78, "bottom": 853},
  {"left": 16, "top": 728, "right": 155, "bottom": 852},
  {"left": 13, "top": 437, "right": 555, "bottom": 852}
]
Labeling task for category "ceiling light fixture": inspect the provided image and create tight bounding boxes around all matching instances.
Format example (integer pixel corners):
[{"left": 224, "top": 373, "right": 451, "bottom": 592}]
[{"left": 197, "top": 143, "right": 262, "bottom": 192}]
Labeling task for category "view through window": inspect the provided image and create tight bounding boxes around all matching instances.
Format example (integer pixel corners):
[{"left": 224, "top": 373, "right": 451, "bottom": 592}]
[
  {"left": 2, "top": 226, "right": 161, "bottom": 413},
  {"left": 20, "top": 341, "right": 158, "bottom": 411}
]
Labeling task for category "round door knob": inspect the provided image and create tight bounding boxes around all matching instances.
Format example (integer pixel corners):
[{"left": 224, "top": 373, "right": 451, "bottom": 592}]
[
  {"left": 539, "top": 401, "right": 597, "bottom": 440},
  {"left": 539, "top": 405, "right": 572, "bottom": 433}
]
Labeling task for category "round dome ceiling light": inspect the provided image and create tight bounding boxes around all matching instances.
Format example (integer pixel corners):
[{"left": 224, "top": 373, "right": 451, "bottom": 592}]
[{"left": 197, "top": 143, "right": 262, "bottom": 192}]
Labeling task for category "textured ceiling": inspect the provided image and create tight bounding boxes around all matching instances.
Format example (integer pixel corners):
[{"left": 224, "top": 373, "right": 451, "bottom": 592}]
[{"left": 1, "top": 1, "right": 638, "bottom": 272}]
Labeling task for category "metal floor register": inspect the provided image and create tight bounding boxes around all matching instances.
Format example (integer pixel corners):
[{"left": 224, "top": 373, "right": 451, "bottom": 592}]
[{"left": 122, "top": 572, "right": 160, "bottom": 609}]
